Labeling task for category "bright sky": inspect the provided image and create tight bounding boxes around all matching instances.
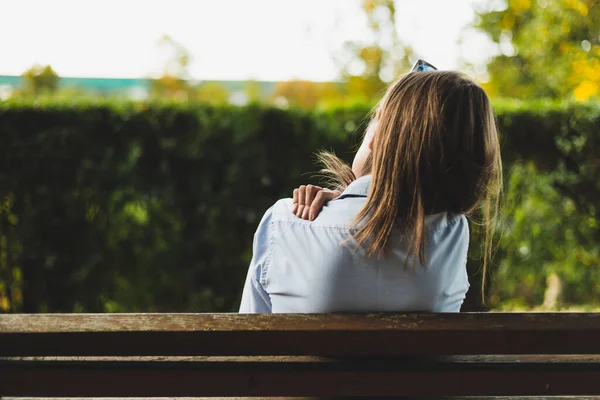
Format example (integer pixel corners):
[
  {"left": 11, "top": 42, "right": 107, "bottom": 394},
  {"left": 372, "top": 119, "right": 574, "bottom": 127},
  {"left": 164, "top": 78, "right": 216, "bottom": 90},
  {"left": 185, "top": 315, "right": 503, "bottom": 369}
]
[{"left": 0, "top": 0, "right": 498, "bottom": 81}]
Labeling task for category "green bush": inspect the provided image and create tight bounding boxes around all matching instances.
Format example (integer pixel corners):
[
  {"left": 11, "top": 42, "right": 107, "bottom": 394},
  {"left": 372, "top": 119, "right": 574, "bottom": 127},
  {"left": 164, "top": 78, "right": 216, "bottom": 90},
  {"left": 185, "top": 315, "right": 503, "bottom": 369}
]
[
  {"left": 0, "top": 99, "right": 598, "bottom": 312},
  {"left": 489, "top": 100, "right": 600, "bottom": 309}
]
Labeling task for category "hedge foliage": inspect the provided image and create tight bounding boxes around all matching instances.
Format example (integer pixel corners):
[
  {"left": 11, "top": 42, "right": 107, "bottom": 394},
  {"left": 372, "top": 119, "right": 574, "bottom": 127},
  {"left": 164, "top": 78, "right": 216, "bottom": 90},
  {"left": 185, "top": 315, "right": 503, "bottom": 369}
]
[{"left": 0, "top": 99, "right": 598, "bottom": 312}]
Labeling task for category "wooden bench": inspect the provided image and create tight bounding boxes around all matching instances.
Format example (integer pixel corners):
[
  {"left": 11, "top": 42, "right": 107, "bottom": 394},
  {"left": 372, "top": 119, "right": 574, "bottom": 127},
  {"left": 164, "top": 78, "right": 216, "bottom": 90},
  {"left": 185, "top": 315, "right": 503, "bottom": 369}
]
[{"left": 1, "top": 313, "right": 600, "bottom": 398}]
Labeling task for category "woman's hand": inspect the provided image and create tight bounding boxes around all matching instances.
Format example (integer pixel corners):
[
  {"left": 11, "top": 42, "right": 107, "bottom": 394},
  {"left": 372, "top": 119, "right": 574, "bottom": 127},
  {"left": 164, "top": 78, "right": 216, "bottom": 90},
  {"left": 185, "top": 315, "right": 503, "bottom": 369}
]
[{"left": 292, "top": 185, "right": 341, "bottom": 221}]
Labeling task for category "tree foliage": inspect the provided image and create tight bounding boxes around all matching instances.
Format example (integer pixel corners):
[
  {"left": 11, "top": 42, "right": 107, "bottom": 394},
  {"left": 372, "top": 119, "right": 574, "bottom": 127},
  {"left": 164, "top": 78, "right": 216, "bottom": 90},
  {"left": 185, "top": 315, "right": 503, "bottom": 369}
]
[
  {"left": 476, "top": 0, "right": 600, "bottom": 100},
  {"left": 272, "top": 80, "right": 342, "bottom": 109},
  {"left": 334, "top": 0, "right": 413, "bottom": 102},
  {"left": 195, "top": 82, "right": 230, "bottom": 104},
  {"left": 150, "top": 35, "right": 196, "bottom": 100},
  {"left": 149, "top": 35, "right": 230, "bottom": 103},
  {"left": 487, "top": 101, "right": 600, "bottom": 309},
  {"left": 22, "top": 65, "right": 59, "bottom": 95}
]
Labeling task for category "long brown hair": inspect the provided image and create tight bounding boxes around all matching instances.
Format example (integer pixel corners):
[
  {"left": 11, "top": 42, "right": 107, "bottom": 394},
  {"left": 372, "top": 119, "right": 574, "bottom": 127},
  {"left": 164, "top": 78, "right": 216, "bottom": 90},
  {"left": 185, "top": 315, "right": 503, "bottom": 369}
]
[{"left": 319, "top": 71, "right": 502, "bottom": 296}]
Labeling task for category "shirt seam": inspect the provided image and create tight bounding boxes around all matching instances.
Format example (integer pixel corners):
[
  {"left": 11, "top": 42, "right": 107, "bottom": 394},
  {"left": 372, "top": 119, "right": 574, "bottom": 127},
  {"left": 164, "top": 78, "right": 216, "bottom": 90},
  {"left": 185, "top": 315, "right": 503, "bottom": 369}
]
[
  {"left": 270, "top": 213, "right": 465, "bottom": 234},
  {"left": 270, "top": 219, "right": 357, "bottom": 231},
  {"left": 259, "top": 220, "right": 275, "bottom": 287}
]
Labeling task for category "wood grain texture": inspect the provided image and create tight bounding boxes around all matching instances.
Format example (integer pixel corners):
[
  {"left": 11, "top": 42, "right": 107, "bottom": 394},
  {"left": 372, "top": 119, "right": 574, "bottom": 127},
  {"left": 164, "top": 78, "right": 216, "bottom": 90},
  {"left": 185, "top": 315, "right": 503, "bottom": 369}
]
[
  {"left": 3, "top": 313, "right": 600, "bottom": 332},
  {"left": 2, "top": 313, "right": 600, "bottom": 356}
]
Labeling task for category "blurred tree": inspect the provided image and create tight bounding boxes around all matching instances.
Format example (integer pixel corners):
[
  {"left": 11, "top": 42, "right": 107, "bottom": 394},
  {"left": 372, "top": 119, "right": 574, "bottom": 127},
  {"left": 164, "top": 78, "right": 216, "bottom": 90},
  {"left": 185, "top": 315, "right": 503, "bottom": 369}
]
[
  {"left": 317, "top": 82, "right": 346, "bottom": 107},
  {"left": 244, "top": 80, "right": 263, "bottom": 103},
  {"left": 158, "top": 35, "right": 191, "bottom": 79},
  {"left": 476, "top": 0, "right": 600, "bottom": 100},
  {"left": 273, "top": 80, "right": 322, "bottom": 108},
  {"left": 474, "top": 0, "right": 600, "bottom": 308},
  {"left": 151, "top": 75, "right": 193, "bottom": 101},
  {"left": 490, "top": 161, "right": 600, "bottom": 309},
  {"left": 195, "top": 82, "right": 230, "bottom": 104},
  {"left": 150, "top": 35, "right": 194, "bottom": 100},
  {"left": 272, "top": 81, "right": 343, "bottom": 109},
  {"left": 334, "top": 0, "right": 413, "bottom": 102},
  {"left": 22, "top": 65, "right": 59, "bottom": 95}
]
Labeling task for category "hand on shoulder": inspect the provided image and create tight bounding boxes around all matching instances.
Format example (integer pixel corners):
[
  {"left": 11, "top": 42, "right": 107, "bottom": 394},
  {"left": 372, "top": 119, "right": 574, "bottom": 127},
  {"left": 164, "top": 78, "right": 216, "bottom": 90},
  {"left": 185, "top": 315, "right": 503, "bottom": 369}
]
[{"left": 292, "top": 185, "right": 341, "bottom": 221}]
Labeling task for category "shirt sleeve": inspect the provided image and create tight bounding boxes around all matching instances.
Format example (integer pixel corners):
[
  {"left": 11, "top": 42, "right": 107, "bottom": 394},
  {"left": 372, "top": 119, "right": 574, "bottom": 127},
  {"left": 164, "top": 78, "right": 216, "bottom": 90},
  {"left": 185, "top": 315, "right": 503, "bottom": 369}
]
[
  {"left": 239, "top": 206, "right": 274, "bottom": 313},
  {"left": 439, "top": 216, "right": 470, "bottom": 312},
  {"left": 440, "top": 264, "right": 470, "bottom": 312}
]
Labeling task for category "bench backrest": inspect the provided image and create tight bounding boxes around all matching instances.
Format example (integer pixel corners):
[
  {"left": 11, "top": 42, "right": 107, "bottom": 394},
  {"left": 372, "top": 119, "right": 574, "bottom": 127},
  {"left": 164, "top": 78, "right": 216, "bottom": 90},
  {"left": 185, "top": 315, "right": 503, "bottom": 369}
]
[{"left": 2, "top": 313, "right": 600, "bottom": 398}]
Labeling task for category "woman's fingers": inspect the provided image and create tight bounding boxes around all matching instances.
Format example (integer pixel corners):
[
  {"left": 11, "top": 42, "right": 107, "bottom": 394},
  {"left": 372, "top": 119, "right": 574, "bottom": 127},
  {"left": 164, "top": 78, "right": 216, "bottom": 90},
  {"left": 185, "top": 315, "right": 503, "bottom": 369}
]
[
  {"left": 296, "top": 185, "right": 306, "bottom": 218},
  {"left": 302, "top": 185, "right": 321, "bottom": 219},
  {"left": 309, "top": 191, "right": 326, "bottom": 221},
  {"left": 292, "top": 185, "right": 337, "bottom": 220},
  {"left": 309, "top": 189, "right": 341, "bottom": 220},
  {"left": 292, "top": 188, "right": 299, "bottom": 214}
]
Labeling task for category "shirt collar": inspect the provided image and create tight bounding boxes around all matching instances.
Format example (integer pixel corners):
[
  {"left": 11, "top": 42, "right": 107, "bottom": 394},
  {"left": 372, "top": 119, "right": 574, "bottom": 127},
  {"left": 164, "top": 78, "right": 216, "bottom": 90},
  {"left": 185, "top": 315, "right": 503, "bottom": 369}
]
[{"left": 336, "top": 175, "right": 372, "bottom": 200}]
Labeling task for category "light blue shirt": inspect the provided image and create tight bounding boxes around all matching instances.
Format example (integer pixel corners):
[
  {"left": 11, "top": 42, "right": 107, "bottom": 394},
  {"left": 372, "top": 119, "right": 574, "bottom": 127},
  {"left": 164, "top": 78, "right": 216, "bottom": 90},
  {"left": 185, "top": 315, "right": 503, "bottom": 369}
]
[{"left": 239, "top": 175, "right": 470, "bottom": 313}]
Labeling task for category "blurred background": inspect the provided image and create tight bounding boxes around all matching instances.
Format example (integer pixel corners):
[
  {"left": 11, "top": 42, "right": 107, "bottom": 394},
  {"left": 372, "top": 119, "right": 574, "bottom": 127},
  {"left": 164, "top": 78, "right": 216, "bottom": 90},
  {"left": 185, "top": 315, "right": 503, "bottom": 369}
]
[{"left": 0, "top": 0, "right": 598, "bottom": 312}]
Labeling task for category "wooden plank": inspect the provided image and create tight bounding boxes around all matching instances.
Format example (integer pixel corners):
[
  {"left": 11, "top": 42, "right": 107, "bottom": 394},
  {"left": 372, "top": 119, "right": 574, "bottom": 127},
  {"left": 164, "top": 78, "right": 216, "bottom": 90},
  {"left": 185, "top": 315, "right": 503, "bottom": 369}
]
[
  {"left": 2, "top": 313, "right": 600, "bottom": 356},
  {"left": 4, "top": 313, "right": 600, "bottom": 332},
  {"left": 4, "top": 354, "right": 600, "bottom": 363},
  {"left": 2, "top": 358, "right": 600, "bottom": 397}
]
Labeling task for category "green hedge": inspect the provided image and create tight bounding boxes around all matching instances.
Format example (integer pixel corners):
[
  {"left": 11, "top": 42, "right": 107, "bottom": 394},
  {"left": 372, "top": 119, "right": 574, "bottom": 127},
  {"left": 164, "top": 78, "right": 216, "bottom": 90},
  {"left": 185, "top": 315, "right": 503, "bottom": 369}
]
[{"left": 0, "top": 99, "right": 598, "bottom": 312}]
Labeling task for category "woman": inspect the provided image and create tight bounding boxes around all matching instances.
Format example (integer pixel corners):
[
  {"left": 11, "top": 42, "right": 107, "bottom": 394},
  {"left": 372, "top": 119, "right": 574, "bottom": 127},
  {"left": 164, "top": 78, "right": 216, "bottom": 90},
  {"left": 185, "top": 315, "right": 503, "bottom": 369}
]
[{"left": 239, "top": 64, "right": 502, "bottom": 313}]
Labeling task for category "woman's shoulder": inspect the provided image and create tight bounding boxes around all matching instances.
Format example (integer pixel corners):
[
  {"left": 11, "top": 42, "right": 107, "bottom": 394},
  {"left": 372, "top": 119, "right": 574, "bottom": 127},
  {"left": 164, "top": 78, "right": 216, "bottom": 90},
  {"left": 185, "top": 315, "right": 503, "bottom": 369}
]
[
  {"left": 268, "top": 198, "right": 295, "bottom": 220},
  {"left": 424, "top": 212, "right": 468, "bottom": 235},
  {"left": 265, "top": 196, "right": 364, "bottom": 229},
  {"left": 264, "top": 198, "right": 313, "bottom": 225}
]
